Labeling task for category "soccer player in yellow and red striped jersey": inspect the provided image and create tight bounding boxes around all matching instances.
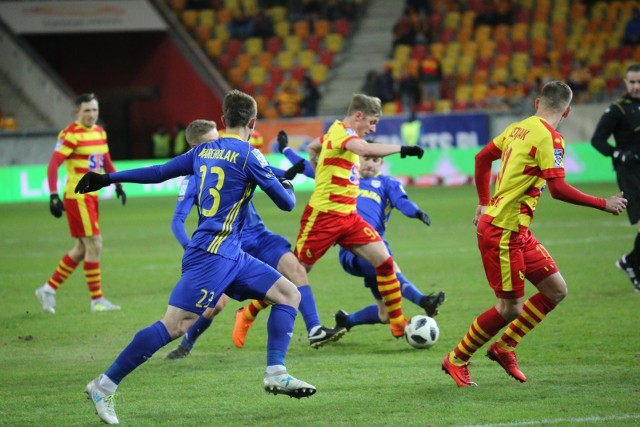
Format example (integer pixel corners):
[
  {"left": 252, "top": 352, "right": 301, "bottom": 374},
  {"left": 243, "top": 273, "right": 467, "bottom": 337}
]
[
  {"left": 36, "top": 93, "right": 125, "bottom": 314},
  {"left": 442, "top": 81, "right": 627, "bottom": 387},
  {"left": 295, "top": 93, "right": 424, "bottom": 338}
]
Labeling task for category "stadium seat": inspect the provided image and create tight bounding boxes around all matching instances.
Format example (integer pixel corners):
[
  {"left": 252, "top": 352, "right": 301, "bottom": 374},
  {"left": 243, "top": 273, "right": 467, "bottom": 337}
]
[
  {"left": 245, "top": 37, "right": 263, "bottom": 56},
  {"left": 236, "top": 53, "right": 253, "bottom": 72},
  {"left": 215, "top": 54, "right": 234, "bottom": 73},
  {"left": 198, "top": 9, "right": 215, "bottom": 27},
  {"left": 195, "top": 25, "right": 212, "bottom": 46},
  {"left": 333, "top": 18, "right": 350, "bottom": 37},
  {"left": 293, "top": 20, "right": 310, "bottom": 38},
  {"left": 241, "top": 81, "right": 256, "bottom": 96},
  {"left": 310, "top": 63, "right": 328, "bottom": 84},
  {"left": 216, "top": 8, "right": 232, "bottom": 25},
  {"left": 313, "top": 19, "right": 331, "bottom": 38},
  {"left": 248, "top": 66, "right": 267, "bottom": 85},
  {"left": 170, "top": 0, "right": 186, "bottom": 12},
  {"left": 284, "top": 35, "right": 302, "bottom": 53},
  {"left": 411, "top": 44, "right": 427, "bottom": 61},
  {"left": 206, "top": 38, "right": 224, "bottom": 58},
  {"left": 305, "top": 34, "right": 322, "bottom": 53},
  {"left": 325, "top": 34, "right": 343, "bottom": 53},
  {"left": 265, "top": 36, "right": 282, "bottom": 56},
  {"left": 227, "top": 66, "right": 245, "bottom": 86},
  {"left": 262, "top": 79, "right": 278, "bottom": 97},
  {"left": 256, "top": 52, "right": 273, "bottom": 69},
  {"left": 289, "top": 64, "right": 306, "bottom": 82},
  {"left": 214, "top": 24, "right": 230, "bottom": 42},
  {"left": 269, "top": 6, "right": 288, "bottom": 23},
  {"left": 274, "top": 21, "right": 290, "bottom": 39},
  {"left": 277, "top": 51, "right": 295, "bottom": 70},
  {"left": 297, "top": 49, "right": 316, "bottom": 68},
  {"left": 226, "top": 38, "right": 243, "bottom": 57},
  {"left": 319, "top": 49, "right": 334, "bottom": 67},
  {"left": 435, "top": 99, "right": 452, "bottom": 113},
  {"left": 182, "top": 10, "right": 197, "bottom": 30}
]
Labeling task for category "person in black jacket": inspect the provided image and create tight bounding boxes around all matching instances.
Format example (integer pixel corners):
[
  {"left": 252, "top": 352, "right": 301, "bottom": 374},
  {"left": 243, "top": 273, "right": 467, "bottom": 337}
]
[{"left": 591, "top": 63, "right": 640, "bottom": 291}]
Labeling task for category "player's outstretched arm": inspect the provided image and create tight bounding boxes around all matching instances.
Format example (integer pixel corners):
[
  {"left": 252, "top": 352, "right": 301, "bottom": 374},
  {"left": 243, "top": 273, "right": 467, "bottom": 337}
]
[
  {"left": 346, "top": 138, "right": 424, "bottom": 159},
  {"left": 75, "top": 172, "right": 111, "bottom": 194}
]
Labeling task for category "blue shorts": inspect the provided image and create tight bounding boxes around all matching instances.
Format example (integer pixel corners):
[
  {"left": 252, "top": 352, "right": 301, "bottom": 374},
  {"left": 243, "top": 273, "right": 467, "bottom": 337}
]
[
  {"left": 168, "top": 247, "right": 281, "bottom": 314},
  {"left": 243, "top": 228, "right": 291, "bottom": 269},
  {"left": 338, "top": 239, "right": 393, "bottom": 300}
]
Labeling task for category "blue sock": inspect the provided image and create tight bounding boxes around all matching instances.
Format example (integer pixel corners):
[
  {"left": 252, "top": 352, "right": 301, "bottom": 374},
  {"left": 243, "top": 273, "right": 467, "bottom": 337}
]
[
  {"left": 180, "top": 315, "right": 213, "bottom": 351},
  {"left": 266, "top": 304, "right": 297, "bottom": 367},
  {"left": 298, "top": 285, "right": 320, "bottom": 333},
  {"left": 349, "top": 304, "right": 381, "bottom": 327},
  {"left": 105, "top": 321, "right": 172, "bottom": 385},
  {"left": 398, "top": 273, "right": 424, "bottom": 306}
]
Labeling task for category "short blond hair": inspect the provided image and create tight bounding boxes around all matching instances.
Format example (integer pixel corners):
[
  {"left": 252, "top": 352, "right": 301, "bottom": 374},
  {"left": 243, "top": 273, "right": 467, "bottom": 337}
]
[
  {"left": 346, "top": 94, "right": 382, "bottom": 117},
  {"left": 185, "top": 120, "right": 217, "bottom": 145}
]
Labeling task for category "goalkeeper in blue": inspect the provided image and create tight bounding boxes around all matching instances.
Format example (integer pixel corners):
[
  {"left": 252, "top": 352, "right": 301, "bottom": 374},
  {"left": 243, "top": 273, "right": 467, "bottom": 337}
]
[
  {"left": 278, "top": 132, "right": 446, "bottom": 335},
  {"left": 76, "top": 91, "right": 315, "bottom": 426}
]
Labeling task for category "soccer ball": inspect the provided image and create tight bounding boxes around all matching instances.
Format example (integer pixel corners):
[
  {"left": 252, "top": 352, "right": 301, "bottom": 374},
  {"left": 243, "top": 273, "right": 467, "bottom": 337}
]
[{"left": 404, "top": 315, "right": 439, "bottom": 349}]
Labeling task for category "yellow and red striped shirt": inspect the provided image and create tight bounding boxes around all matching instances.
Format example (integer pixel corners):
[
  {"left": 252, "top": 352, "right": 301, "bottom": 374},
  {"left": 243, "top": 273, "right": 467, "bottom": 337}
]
[
  {"left": 485, "top": 115, "right": 565, "bottom": 231},
  {"left": 55, "top": 122, "right": 110, "bottom": 198},
  {"left": 309, "top": 120, "right": 360, "bottom": 215}
]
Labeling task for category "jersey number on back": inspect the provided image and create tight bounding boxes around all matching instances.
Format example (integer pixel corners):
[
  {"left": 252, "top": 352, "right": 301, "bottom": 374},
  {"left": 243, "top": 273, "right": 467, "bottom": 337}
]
[{"left": 198, "top": 165, "right": 225, "bottom": 217}]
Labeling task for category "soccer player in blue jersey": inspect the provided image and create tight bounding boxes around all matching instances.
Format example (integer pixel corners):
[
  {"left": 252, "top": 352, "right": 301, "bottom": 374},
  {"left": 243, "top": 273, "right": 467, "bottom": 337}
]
[
  {"left": 276, "top": 133, "right": 445, "bottom": 332},
  {"left": 76, "top": 90, "right": 316, "bottom": 426},
  {"left": 164, "top": 121, "right": 345, "bottom": 360}
]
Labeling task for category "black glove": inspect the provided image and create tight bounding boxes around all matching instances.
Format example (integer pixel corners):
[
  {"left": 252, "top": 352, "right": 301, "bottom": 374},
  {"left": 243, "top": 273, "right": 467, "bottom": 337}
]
[
  {"left": 74, "top": 172, "right": 111, "bottom": 194},
  {"left": 400, "top": 146, "right": 424, "bottom": 159},
  {"left": 277, "top": 130, "right": 289, "bottom": 153},
  {"left": 284, "top": 160, "right": 306, "bottom": 180},
  {"left": 278, "top": 177, "right": 294, "bottom": 191},
  {"left": 613, "top": 150, "right": 640, "bottom": 166},
  {"left": 115, "top": 183, "right": 127, "bottom": 206},
  {"left": 416, "top": 209, "right": 431, "bottom": 226},
  {"left": 49, "top": 193, "right": 65, "bottom": 218}
]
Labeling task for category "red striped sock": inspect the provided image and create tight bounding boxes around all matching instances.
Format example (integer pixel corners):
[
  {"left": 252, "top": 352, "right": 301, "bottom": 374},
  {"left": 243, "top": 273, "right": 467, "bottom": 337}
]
[
  {"left": 84, "top": 261, "right": 102, "bottom": 301},
  {"left": 452, "top": 307, "right": 508, "bottom": 364},
  {"left": 497, "top": 292, "right": 557, "bottom": 350},
  {"left": 375, "top": 257, "right": 404, "bottom": 324},
  {"left": 244, "top": 299, "right": 269, "bottom": 320},
  {"left": 47, "top": 254, "right": 78, "bottom": 291}
]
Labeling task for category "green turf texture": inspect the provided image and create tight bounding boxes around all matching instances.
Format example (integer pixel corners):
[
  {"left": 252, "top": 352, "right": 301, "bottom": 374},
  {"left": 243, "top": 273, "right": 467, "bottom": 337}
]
[{"left": 2, "top": 183, "right": 638, "bottom": 426}]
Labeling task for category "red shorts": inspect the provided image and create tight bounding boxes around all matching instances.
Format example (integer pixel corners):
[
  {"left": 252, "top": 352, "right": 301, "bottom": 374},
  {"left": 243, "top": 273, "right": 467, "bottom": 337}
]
[
  {"left": 64, "top": 194, "right": 100, "bottom": 238},
  {"left": 477, "top": 219, "right": 558, "bottom": 299},
  {"left": 295, "top": 205, "right": 381, "bottom": 266}
]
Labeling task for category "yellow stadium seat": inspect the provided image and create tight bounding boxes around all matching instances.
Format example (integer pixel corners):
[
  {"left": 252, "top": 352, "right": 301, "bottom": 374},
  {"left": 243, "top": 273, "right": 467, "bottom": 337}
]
[
  {"left": 284, "top": 35, "right": 302, "bottom": 53},
  {"left": 277, "top": 51, "right": 295, "bottom": 70},
  {"left": 206, "top": 38, "right": 224, "bottom": 58},
  {"left": 325, "top": 34, "right": 343, "bottom": 53},
  {"left": 382, "top": 102, "right": 398, "bottom": 115},
  {"left": 435, "top": 99, "right": 452, "bottom": 113},
  {"left": 198, "top": 9, "right": 215, "bottom": 27},
  {"left": 248, "top": 66, "right": 267, "bottom": 85},
  {"left": 297, "top": 49, "right": 316, "bottom": 68},
  {"left": 310, "top": 63, "right": 328, "bottom": 84},
  {"left": 245, "top": 37, "right": 263, "bottom": 55},
  {"left": 269, "top": 6, "right": 288, "bottom": 23},
  {"left": 214, "top": 24, "right": 230, "bottom": 42},
  {"left": 274, "top": 21, "right": 290, "bottom": 38},
  {"left": 394, "top": 44, "right": 412, "bottom": 62},
  {"left": 443, "top": 12, "right": 460, "bottom": 30}
]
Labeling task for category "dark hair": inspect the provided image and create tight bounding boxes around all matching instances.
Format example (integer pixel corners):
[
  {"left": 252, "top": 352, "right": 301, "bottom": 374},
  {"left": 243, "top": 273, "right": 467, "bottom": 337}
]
[
  {"left": 75, "top": 93, "right": 97, "bottom": 107},
  {"left": 626, "top": 63, "right": 640, "bottom": 74},
  {"left": 539, "top": 81, "right": 572, "bottom": 113},
  {"left": 223, "top": 90, "right": 257, "bottom": 128}
]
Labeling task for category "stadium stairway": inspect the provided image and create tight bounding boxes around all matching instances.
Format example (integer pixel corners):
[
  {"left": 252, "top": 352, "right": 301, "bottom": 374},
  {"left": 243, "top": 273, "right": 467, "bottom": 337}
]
[{"left": 318, "top": 0, "right": 403, "bottom": 117}]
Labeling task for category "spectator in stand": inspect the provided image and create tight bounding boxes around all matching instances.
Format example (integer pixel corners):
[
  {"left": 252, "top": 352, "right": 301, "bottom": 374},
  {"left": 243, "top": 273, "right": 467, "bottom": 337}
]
[
  {"left": 392, "top": 5, "right": 418, "bottom": 48},
  {"left": 567, "top": 60, "right": 592, "bottom": 104},
  {"left": 252, "top": 9, "right": 274, "bottom": 39},
  {"left": 300, "top": 75, "right": 321, "bottom": 117},
  {"left": 420, "top": 49, "right": 442, "bottom": 102},
  {"left": 276, "top": 82, "right": 301, "bottom": 118},
  {"left": 398, "top": 70, "right": 421, "bottom": 113},
  {"left": 229, "top": 8, "right": 254, "bottom": 39},
  {"left": 361, "top": 70, "right": 381, "bottom": 98},
  {"left": 623, "top": 7, "right": 640, "bottom": 46},
  {"left": 377, "top": 65, "right": 396, "bottom": 104}
]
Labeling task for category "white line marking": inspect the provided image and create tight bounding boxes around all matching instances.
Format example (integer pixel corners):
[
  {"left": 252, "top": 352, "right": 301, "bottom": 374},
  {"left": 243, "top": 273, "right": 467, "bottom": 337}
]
[{"left": 462, "top": 413, "right": 640, "bottom": 427}]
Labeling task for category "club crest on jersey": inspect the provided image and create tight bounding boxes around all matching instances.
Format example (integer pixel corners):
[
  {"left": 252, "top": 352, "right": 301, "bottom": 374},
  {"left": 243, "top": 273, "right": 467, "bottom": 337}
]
[
  {"left": 553, "top": 148, "right": 563, "bottom": 167},
  {"left": 372, "top": 179, "right": 381, "bottom": 188}
]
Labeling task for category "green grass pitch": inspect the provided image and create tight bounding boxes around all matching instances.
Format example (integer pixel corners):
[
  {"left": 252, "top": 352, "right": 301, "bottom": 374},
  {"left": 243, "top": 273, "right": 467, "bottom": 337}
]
[{"left": 1, "top": 183, "right": 639, "bottom": 426}]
